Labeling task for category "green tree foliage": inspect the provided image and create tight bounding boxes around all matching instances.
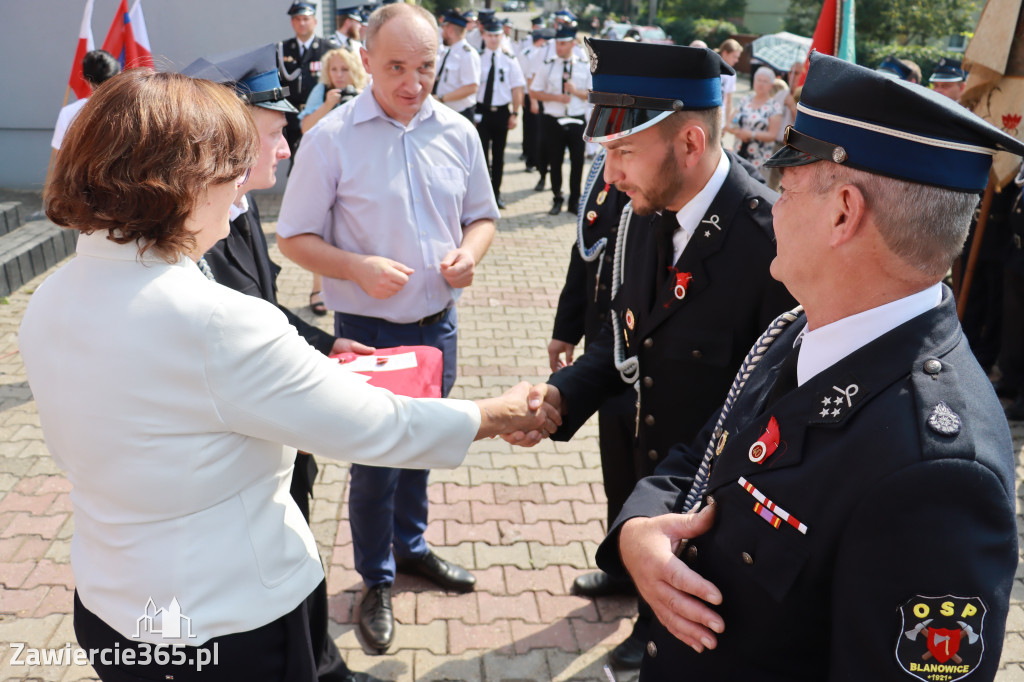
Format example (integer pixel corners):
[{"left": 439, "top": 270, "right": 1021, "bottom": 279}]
[
  {"left": 785, "top": 0, "right": 977, "bottom": 48},
  {"left": 658, "top": 0, "right": 746, "bottom": 22}
]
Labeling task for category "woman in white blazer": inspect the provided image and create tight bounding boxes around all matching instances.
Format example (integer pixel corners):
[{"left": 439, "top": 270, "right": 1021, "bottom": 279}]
[{"left": 19, "top": 70, "right": 557, "bottom": 681}]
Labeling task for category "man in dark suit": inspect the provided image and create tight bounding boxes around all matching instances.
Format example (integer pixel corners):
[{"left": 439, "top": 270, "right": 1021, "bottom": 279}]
[
  {"left": 510, "top": 40, "right": 795, "bottom": 669},
  {"left": 278, "top": 2, "right": 339, "bottom": 158},
  {"left": 598, "top": 52, "right": 1022, "bottom": 680},
  {"left": 183, "top": 44, "right": 379, "bottom": 682}
]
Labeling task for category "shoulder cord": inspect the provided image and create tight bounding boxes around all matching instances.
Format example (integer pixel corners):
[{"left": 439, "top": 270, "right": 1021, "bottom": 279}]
[
  {"left": 681, "top": 304, "right": 804, "bottom": 513},
  {"left": 277, "top": 43, "right": 301, "bottom": 83},
  {"left": 610, "top": 201, "right": 638, "bottom": 385},
  {"left": 575, "top": 151, "right": 608, "bottom": 262}
]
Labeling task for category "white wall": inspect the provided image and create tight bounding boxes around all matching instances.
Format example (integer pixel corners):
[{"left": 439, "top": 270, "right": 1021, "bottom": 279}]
[{"left": 0, "top": 0, "right": 332, "bottom": 189}]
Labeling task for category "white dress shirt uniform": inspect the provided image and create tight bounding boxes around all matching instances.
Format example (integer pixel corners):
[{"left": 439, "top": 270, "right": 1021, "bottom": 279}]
[
  {"left": 527, "top": 40, "right": 586, "bottom": 85},
  {"left": 435, "top": 38, "right": 481, "bottom": 113},
  {"left": 477, "top": 47, "right": 526, "bottom": 107},
  {"left": 534, "top": 51, "right": 592, "bottom": 118},
  {"left": 276, "top": 88, "right": 498, "bottom": 323},
  {"left": 17, "top": 231, "right": 480, "bottom": 646}
]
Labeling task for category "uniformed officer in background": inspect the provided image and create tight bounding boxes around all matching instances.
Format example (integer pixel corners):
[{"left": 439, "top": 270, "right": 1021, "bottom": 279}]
[
  {"left": 598, "top": 52, "right": 1022, "bottom": 680},
  {"left": 332, "top": 2, "right": 364, "bottom": 52},
  {"left": 279, "top": 2, "right": 339, "bottom": 159},
  {"left": 520, "top": 27, "right": 552, "bottom": 184},
  {"left": 434, "top": 9, "right": 481, "bottom": 120},
  {"left": 929, "top": 57, "right": 967, "bottom": 102},
  {"left": 528, "top": 25, "right": 591, "bottom": 215},
  {"left": 476, "top": 17, "right": 526, "bottom": 209},
  {"left": 511, "top": 39, "right": 795, "bottom": 669},
  {"left": 548, "top": 149, "right": 638, "bottom": 599}
]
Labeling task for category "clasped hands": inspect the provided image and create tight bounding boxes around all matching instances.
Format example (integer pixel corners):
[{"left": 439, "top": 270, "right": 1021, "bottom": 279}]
[
  {"left": 354, "top": 248, "right": 476, "bottom": 299},
  {"left": 474, "top": 382, "right": 563, "bottom": 441}
]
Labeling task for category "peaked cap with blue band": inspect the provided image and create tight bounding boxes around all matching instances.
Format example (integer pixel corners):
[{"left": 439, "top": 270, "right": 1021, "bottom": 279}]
[
  {"left": 763, "top": 52, "right": 1024, "bottom": 193},
  {"left": 441, "top": 9, "right": 469, "bottom": 26},
  {"left": 876, "top": 55, "right": 912, "bottom": 81},
  {"left": 930, "top": 57, "right": 966, "bottom": 83},
  {"left": 583, "top": 39, "right": 734, "bottom": 143},
  {"left": 287, "top": 2, "right": 316, "bottom": 16},
  {"left": 336, "top": 2, "right": 362, "bottom": 20},
  {"left": 181, "top": 44, "right": 298, "bottom": 114}
]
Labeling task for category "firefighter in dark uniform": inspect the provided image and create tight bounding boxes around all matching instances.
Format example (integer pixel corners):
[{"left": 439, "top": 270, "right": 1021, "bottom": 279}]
[
  {"left": 596, "top": 52, "right": 1021, "bottom": 681},
  {"left": 181, "top": 44, "right": 382, "bottom": 682},
  {"left": 549, "top": 149, "right": 637, "bottom": 598},
  {"left": 513, "top": 40, "right": 796, "bottom": 669},
  {"left": 278, "top": 2, "right": 339, "bottom": 159}
]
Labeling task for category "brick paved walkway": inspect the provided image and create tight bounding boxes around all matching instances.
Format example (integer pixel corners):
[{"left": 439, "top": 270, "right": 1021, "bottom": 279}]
[{"left": 1, "top": 125, "right": 1023, "bottom": 681}]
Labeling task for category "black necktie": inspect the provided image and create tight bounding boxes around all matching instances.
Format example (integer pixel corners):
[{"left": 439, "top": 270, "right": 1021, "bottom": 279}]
[
  {"left": 561, "top": 60, "right": 570, "bottom": 94},
  {"left": 765, "top": 343, "right": 801, "bottom": 408},
  {"left": 483, "top": 52, "right": 496, "bottom": 107},
  {"left": 433, "top": 49, "right": 451, "bottom": 96},
  {"left": 655, "top": 210, "right": 678, "bottom": 288}
]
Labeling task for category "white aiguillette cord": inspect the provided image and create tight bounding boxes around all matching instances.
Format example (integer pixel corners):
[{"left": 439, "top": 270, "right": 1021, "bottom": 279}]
[{"left": 680, "top": 305, "right": 804, "bottom": 513}]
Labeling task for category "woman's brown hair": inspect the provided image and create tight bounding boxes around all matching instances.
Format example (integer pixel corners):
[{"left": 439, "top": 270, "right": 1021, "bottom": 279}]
[{"left": 45, "top": 69, "right": 258, "bottom": 262}]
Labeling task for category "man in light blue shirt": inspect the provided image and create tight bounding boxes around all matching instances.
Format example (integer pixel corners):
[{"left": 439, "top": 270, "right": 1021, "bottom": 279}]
[{"left": 277, "top": 1, "right": 498, "bottom": 656}]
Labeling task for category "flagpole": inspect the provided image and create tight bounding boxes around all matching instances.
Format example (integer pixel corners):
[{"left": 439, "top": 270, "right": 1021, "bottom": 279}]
[
  {"left": 956, "top": 179, "right": 997, "bottom": 320},
  {"left": 44, "top": 85, "right": 72, "bottom": 190}
]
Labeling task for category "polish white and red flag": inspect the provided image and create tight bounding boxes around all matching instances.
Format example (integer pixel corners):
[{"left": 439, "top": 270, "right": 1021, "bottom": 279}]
[
  {"left": 101, "top": 0, "right": 153, "bottom": 70},
  {"left": 68, "top": 0, "right": 95, "bottom": 99}
]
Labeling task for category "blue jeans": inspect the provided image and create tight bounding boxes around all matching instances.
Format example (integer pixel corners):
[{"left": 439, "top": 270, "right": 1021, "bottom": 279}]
[{"left": 334, "top": 308, "right": 458, "bottom": 587}]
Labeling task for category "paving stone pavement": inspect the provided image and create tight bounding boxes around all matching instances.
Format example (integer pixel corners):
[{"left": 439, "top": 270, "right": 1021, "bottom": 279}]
[{"left": 1, "top": 125, "right": 1023, "bottom": 682}]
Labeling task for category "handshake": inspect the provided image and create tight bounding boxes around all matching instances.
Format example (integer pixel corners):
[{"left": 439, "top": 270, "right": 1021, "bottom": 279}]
[{"left": 473, "top": 383, "right": 564, "bottom": 443}]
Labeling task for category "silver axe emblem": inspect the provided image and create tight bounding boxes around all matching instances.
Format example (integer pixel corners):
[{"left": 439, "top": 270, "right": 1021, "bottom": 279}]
[{"left": 905, "top": 619, "right": 932, "bottom": 641}]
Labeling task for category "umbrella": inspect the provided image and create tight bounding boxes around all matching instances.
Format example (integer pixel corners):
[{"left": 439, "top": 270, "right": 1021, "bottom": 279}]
[{"left": 751, "top": 32, "right": 813, "bottom": 73}]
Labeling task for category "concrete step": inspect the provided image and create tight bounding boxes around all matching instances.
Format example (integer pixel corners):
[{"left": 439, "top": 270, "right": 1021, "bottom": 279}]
[
  {"left": 0, "top": 211, "right": 77, "bottom": 297},
  {"left": 0, "top": 201, "right": 22, "bottom": 237}
]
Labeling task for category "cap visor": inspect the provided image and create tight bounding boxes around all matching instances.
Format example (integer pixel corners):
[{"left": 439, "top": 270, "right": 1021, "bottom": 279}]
[
  {"left": 762, "top": 143, "right": 821, "bottom": 168},
  {"left": 257, "top": 99, "right": 299, "bottom": 114},
  {"left": 584, "top": 105, "right": 672, "bottom": 143}
]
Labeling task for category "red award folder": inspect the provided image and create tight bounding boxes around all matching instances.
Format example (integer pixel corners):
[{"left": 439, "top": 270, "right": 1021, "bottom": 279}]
[{"left": 330, "top": 345, "right": 443, "bottom": 399}]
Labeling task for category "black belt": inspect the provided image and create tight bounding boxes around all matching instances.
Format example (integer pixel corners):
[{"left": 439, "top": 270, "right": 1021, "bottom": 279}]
[
  {"left": 417, "top": 307, "right": 450, "bottom": 326},
  {"left": 479, "top": 104, "right": 510, "bottom": 113}
]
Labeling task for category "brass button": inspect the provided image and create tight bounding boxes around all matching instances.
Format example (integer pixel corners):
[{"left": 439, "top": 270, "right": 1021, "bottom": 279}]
[
  {"left": 644, "top": 414, "right": 655, "bottom": 426},
  {"left": 599, "top": 283, "right": 608, "bottom": 291},
  {"left": 685, "top": 544, "right": 698, "bottom": 562},
  {"left": 647, "top": 641, "right": 658, "bottom": 658},
  {"left": 749, "top": 198, "right": 759, "bottom": 210},
  {"left": 691, "top": 349, "right": 703, "bottom": 359},
  {"left": 642, "top": 376, "right": 654, "bottom": 388},
  {"left": 603, "top": 254, "right": 611, "bottom": 263},
  {"left": 741, "top": 552, "right": 754, "bottom": 566},
  {"left": 643, "top": 338, "right": 654, "bottom": 349},
  {"left": 647, "top": 449, "right": 658, "bottom": 460},
  {"left": 705, "top": 495, "right": 715, "bottom": 507},
  {"left": 924, "top": 359, "right": 942, "bottom": 375}
]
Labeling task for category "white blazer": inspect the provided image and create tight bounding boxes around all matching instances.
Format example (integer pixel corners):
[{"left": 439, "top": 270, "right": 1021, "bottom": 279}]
[{"left": 18, "top": 231, "right": 480, "bottom": 645}]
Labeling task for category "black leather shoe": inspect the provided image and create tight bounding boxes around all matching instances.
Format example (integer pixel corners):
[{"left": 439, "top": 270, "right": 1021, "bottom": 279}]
[
  {"left": 396, "top": 550, "right": 476, "bottom": 592},
  {"left": 572, "top": 571, "right": 636, "bottom": 597},
  {"left": 525, "top": 164, "right": 536, "bottom": 172},
  {"left": 358, "top": 584, "right": 394, "bottom": 654},
  {"left": 567, "top": 199, "right": 579, "bottom": 215},
  {"left": 609, "top": 631, "right": 645, "bottom": 670},
  {"left": 496, "top": 195, "right": 507, "bottom": 209},
  {"left": 548, "top": 197, "right": 564, "bottom": 215},
  {"left": 1006, "top": 397, "right": 1024, "bottom": 421},
  {"left": 534, "top": 177, "right": 546, "bottom": 191}
]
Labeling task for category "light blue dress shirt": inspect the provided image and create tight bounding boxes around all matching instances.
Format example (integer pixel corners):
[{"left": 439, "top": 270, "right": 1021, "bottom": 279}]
[
  {"left": 277, "top": 88, "right": 499, "bottom": 324},
  {"left": 298, "top": 82, "right": 327, "bottom": 121}
]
